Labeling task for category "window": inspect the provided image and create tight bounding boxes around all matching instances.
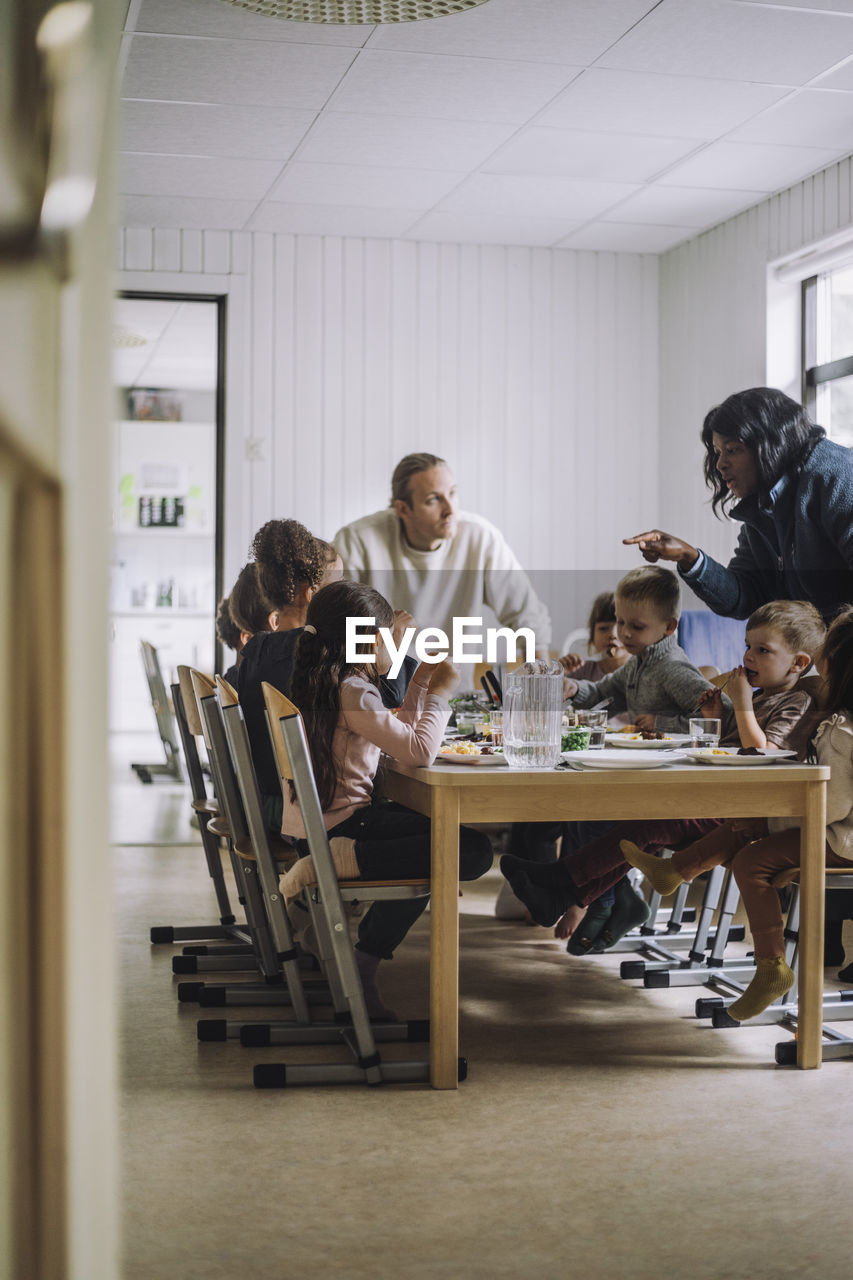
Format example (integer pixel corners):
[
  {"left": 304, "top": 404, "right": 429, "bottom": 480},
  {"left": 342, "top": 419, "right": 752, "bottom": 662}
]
[{"left": 802, "top": 267, "right": 853, "bottom": 447}]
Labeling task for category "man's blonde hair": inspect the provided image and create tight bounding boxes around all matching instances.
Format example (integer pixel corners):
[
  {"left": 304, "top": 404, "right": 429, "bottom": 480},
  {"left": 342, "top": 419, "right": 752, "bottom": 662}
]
[
  {"left": 746, "top": 600, "right": 825, "bottom": 660},
  {"left": 615, "top": 566, "right": 681, "bottom": 621}
]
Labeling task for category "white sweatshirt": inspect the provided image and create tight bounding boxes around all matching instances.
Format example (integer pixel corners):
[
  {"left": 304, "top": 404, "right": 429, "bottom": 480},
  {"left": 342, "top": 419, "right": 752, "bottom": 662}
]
[
  {"left": 332, "top": 508, "right": 552, "bottom": 651},
  {"left": 768, "top": 710, "right": 853, "bottom": 860}
]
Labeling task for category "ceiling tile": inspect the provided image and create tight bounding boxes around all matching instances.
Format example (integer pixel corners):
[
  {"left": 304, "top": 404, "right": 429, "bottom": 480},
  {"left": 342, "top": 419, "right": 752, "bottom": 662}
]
[
  {"left": 484, "top": 126, "right": 702, "bottom": 182},
  {"left": 598, "top": 0, "right": 853, "bottom": 85},
  {"left": 326, "top": 49, "right": 583, "bottom": 124},
  {"left": 134, "top": 0, "right": 372, "bottom": 44},
  {"left": 122, "top": 34, "right": 358, "bottom": 110},
  {"left": 119, "top": 100, "right": 315, "bottom": 161},
  {"left": 557, "top": 222, "right": 691, "bottom": 252},
  {"left": 729, "top": 0, "right": 853, "bottom": 12},
  {"left": 246, "top": 203, "right": 419, "bottom": 237},
  {"left": 120, "top": 194, "right": 256, "bottom": 230},
  {"left": 120, "top": 153, "right": 282, "bottom": 201},
  {"left": 402, "top": 210, "right": 577, "bottom": 245},
  {"left": 438, "top": 172, "right": 640, "bottom": 219},
  {"left": 296, "top": 111, "right": 516, "bottom": 170},
  {"left": 658, "top": 139, "right": 843, "bottom": 192},
  {"left": 728, "top": 88, "right": 853, "bottom": 149},
  {"left": 369, "top": 0, "right": 656, "bottom": 64},
  {"left": 267, "top": 161, "right": 461, "bottom": 208},
  {"left": 605, "top": 184, "right": 764, "bottom": 226},
  {"left": 811, "top": 59, "right": 853, "bottom": 90},
  {"left": 538, "top": 68, "right": 791, "bottom": 138}
]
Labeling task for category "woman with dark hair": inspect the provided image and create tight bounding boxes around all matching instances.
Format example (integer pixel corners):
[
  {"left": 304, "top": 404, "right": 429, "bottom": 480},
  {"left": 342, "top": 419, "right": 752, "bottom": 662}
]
[
  {"left": 625, "top": 387, "right": 853, "bottom": 622},
  {"left": 280, "top": 579, "right": 492, "bottom": 1018}
]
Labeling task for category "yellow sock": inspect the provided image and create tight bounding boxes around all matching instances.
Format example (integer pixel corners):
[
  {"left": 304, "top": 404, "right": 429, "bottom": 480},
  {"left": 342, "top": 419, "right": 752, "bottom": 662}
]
[
  {"left": 619, "top": 840, "right": 684, "bottom": 896},
  {"left": 727, "top": 957, "right": 795, "bottom": 1022}
]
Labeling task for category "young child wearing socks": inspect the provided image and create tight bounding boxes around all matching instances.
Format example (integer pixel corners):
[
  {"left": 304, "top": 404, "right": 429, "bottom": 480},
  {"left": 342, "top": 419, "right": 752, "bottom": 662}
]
[
  {"left": 501, "top": 599, "right": 824, "bottom": 946},
  {"left": 624, "top": 604, "right": 851, "bottom": 1022}
]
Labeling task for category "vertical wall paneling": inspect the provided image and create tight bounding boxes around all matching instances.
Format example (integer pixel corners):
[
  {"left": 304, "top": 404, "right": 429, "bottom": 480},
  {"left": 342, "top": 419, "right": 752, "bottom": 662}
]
[
  {"left": 389, "top": 240, "right": 418, "bottom": 474},
  {"left": 223, "top": 268, "right": 252, "bottom": 583},
  {"left": 181, "top": 229, "right": 203, "bottom": 275},
  {"left": 152, "top": 228, "right": 180, "bottom": 273},
  {"left": 504, "top": 246, "right": 533, "bottom": 566},
  {"left": 529, "top": 248, "right": 553, "bottom": 569},
  {"left": 363, "top": 239, "right": 393, "bottom": 524},
  {"left": 839, "top": 158, "right": 851, "bottom": 228},
  {"left": 322, "top": 237, "right": 345, "bottom": 538},
  {"left": 338, "top": 238, "right": 364, "bottom": 525},
  {"left": 118, "top": 228, "right": 660, "bottom": 629},
  {"left": 249, "top": 233, "right": 275, "bottom": 528},
  {"left": 436, "top": 243, "right": 461, "bottom": 491},
  {"left": 123, "top": 227, "right": 152, "bottom": 272},
  {"left": 271, "top": 234, "right": 295, "bottom": 533},
  {"left": 203, "top": 230, "right": 230, "bottom": 276}
]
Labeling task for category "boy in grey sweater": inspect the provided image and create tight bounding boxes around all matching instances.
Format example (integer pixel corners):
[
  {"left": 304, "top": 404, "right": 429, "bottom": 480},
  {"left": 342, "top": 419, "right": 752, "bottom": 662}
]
[{"left": 562, "top": 565, "right": 723, "bottom": 732}]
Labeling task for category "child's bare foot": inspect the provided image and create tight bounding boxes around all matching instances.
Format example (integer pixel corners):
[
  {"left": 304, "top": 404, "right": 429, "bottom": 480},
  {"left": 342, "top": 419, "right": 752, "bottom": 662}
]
[{"left": 555, "top": 903, "right": 587, "bottom": 940}]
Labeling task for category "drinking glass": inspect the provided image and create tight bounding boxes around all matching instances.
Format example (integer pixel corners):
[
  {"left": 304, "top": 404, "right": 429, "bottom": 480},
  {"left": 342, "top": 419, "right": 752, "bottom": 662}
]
[
  {"left": 576, "top": 708, "right": 608, "bottom": 749},
  {"left": 488, "top": 710, "right": 503, "bottom": 748},
  {"left": 689, "top": 717, "right": 721, "bottom": 749}
]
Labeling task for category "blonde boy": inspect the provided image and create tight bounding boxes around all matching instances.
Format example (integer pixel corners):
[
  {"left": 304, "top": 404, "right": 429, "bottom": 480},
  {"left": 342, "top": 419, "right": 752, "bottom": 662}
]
[{"left": 563, "top": 566, "right": 718, "bottom": 732}]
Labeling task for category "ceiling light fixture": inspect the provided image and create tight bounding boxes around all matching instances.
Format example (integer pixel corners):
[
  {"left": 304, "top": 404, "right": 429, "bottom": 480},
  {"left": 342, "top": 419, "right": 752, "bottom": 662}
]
[{"left": 217, "top": 0, "right": 491, "bottom": 23}]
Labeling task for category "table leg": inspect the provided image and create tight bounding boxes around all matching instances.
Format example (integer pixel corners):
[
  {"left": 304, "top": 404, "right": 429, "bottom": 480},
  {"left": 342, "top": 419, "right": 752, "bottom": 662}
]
[
  {"left": 430, "top": 788, "right": 460, "bottom": 1089},
  {"left": 797, "top": 780, "right": 827, "bottom": 1069}
]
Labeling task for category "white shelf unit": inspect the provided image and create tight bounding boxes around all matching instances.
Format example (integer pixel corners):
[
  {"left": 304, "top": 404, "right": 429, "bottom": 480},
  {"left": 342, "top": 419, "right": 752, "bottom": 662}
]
[{"left": 110, "top": 416, "right": 216, "bottom": 732}]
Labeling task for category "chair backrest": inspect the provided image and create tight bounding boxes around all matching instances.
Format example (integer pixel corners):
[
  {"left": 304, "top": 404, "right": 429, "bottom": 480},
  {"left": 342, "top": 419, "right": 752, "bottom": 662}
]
[
  {"left": 189, "top": 670, "right": 217, "bottom": 750},
  {"left": 190, "top": 672, "right": 248, "bottom": 844},
  {"left": 171, "top": 680, "right": 208, "bottom": 803},
  {"left": 178, "top": 664, "right": 205, "bottom": 737},
  {"left": 140, "top": 639, "right": 181, "bottom": 756},
  {"left": 216, "top": 675, "right": 238, "bottom": 706},
  {"left": 262, "top": 681, "right": 296, "bottom": 784}
]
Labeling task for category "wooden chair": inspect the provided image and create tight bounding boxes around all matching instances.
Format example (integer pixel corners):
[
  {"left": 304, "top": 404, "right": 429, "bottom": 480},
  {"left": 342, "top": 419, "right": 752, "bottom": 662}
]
[
  {"left": 249, "top": 682, "right": 437, "bottom": 1088},
  {"left": 186, "top": 672, "right": 344, "bottom": 1039},
  {"left": 131, "top": 639, "right": 183, "bottom": 783},
  {"left": 148, "top": 668, "right": 247, "bottom": 949}
]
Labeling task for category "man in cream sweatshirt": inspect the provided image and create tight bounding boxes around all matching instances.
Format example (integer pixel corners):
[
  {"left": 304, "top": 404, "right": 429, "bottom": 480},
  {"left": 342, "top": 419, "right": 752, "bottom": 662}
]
[{"left": 333, "top": 453, "right": 551, "bottom": 657}]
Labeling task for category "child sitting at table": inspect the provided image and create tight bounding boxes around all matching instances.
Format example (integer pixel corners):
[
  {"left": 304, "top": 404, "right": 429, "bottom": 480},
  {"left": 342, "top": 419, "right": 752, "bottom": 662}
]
[
  {"left": 559, "top": 589, "right": 631, "bottom": 713},
  {"left": 500, "top": 598, "right": 824, "bottom": 937},
  {"left": 621, "top": 604, "right": 849, "bottom": 1022},
  {"left": 561, "top": 565, "right": 721, "bottom": 731},
  {"left": 279, "top": 579, "right": 493, "bottom": 1019}
]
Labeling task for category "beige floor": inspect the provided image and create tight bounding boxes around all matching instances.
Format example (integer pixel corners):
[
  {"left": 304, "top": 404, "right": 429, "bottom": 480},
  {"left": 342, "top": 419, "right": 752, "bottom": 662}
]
[{"left": 115, "top": 734, "right": 853, "bottom": 1280}]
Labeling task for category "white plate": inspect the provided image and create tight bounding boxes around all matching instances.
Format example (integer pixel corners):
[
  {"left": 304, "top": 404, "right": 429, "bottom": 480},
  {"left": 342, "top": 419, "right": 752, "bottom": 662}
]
[
  {"left": 562, "top": 748, "right": 687, "bottom": 770},
  {"left": 435, "top": 749, "right": 507, "bottom": 766},
  {"left": 605, "top": 733, "right": 692, "bottom": 749},
  {"left": 684, "top": 748, "right": 797, "bottom": 766}
]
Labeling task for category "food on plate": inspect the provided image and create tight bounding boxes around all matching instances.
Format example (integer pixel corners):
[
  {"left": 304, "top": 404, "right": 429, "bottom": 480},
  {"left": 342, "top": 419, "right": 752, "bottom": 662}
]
[
  {"left": 439, "top": 742, "right": 498, "bottom": 757},
  {"left": 737, "top": 746, "right": 763, "bottom": 756},
  {"left": 618, "top": 731, "right": 673, "bottom": 742}
]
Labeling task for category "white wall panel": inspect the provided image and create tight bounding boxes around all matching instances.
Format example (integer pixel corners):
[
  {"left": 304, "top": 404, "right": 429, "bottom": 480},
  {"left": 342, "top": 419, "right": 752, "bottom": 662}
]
[{"left": 118, "top": 228, "right": 659, "bottom": 639}]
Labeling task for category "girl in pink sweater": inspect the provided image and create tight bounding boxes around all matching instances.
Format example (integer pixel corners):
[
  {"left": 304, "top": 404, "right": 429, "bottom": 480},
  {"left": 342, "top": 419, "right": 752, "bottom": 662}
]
[{"left": 280, "top": 579, "right": 493, "bottom": 1018}]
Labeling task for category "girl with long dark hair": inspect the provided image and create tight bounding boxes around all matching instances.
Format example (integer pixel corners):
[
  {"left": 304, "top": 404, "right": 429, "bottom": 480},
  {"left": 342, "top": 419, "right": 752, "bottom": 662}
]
[{"left": 280, "top": 579, "right": 493, "bottom": 1019}]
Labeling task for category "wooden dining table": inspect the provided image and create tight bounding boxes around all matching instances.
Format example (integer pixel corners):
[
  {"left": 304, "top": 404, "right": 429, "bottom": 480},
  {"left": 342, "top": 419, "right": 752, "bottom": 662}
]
[{"left": 383, "top": 756, "right": 830, "bottom": 1088}]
